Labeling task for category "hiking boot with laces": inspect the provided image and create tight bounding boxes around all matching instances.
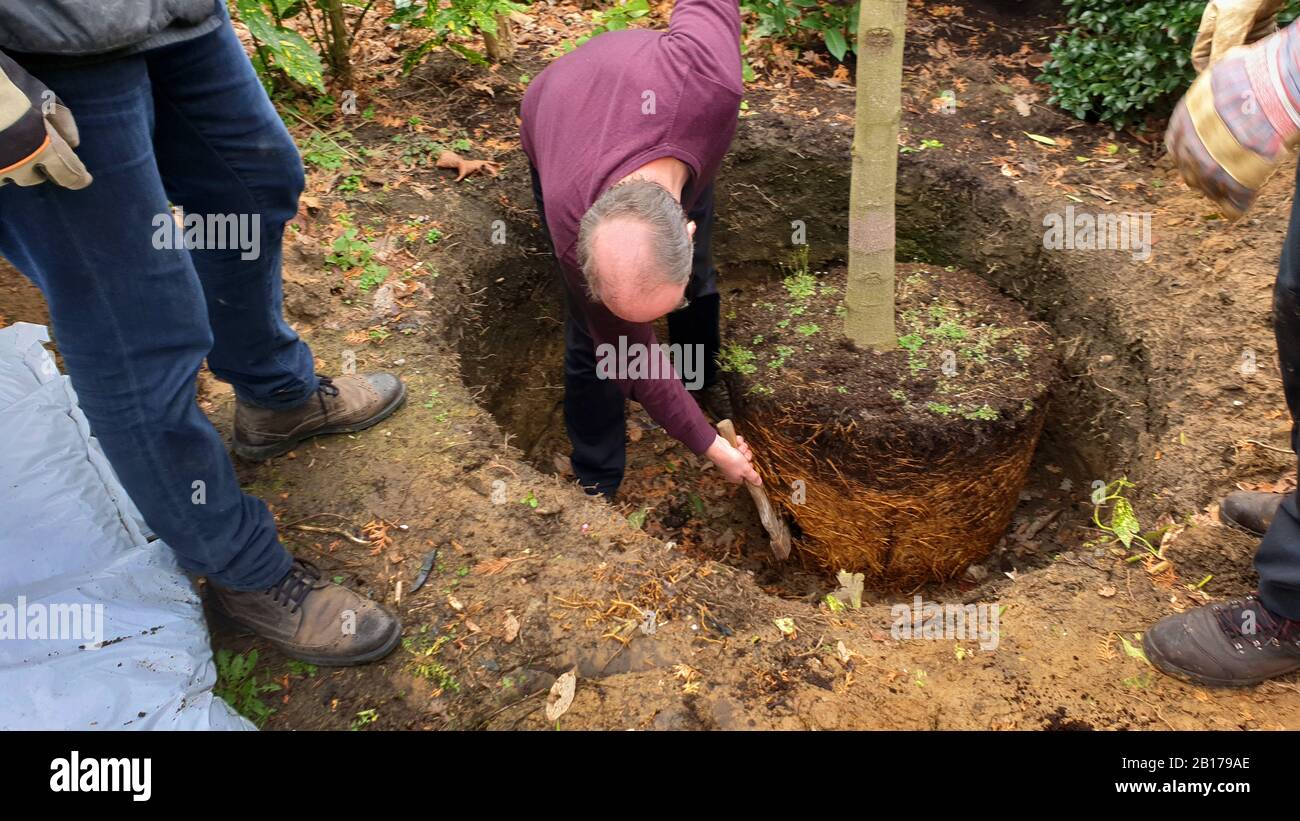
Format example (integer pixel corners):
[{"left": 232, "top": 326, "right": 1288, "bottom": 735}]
[
  {"left": 207, "top": 559, "right": 401, "bottom": 666},
  {"left": 691, "top": 380, "right": 734, "bottom": 422},
  {"left": 1143, "top": 595, "right": 1300, "bottom": 687},
  {"left": 1219, "top": 490, "right": 1285, "bottom": 537},
  {"left": 232, "top": 372, "right": 405, "bottom": 460}
]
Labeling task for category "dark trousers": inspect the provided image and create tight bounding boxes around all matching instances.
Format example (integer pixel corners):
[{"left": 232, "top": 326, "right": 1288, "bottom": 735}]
[
  {"left": 0, "top": 12, "right": 311, "bottom": 590},
  {"left": 529, "top": 166, "right": 720, "bottom": 498},
  {"left": 1256, "top": 162, "right": 1300, "bottom": 619}
]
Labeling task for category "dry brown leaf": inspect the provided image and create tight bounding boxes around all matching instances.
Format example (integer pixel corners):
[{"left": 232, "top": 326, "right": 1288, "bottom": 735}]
[{"left": 546, "top": 670, "right": 576, "bottom": 721}]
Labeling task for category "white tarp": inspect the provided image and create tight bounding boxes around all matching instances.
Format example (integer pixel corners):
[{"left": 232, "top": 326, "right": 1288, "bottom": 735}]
[{"left": 0, "top": 322, "right": 251, "bottom": 729}]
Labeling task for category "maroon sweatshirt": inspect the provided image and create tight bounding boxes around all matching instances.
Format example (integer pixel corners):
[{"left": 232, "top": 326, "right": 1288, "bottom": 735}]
[{"left": 520, "top": 0, "right": 743, "bottom": 457}]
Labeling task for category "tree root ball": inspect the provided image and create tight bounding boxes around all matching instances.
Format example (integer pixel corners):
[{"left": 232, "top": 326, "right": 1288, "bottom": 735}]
[{"left": 721, "top": 260, "right": 1056, "bottom": 588}]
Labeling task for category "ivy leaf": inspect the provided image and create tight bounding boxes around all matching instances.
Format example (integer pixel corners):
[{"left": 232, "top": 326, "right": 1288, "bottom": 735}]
[{"left": 1111, "top": 497, "right": 1139, "bottom": 549}]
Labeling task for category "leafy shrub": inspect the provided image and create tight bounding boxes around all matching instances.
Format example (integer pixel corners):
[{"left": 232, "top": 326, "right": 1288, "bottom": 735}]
[
  {"left": 1040, "top": 0, "right": 1300, "bottom": 129},
  {"left": 233, "top": 0, "right": 327, "bottom": 91},
  {"left": 389, "top": 0, "right": 530, "bottom": 68},
  {"left": 742, "top": 0, "right": 859, "bottom": 62},
  {"left": 554, "top": 0, "right": 653, "bottom": 54}
]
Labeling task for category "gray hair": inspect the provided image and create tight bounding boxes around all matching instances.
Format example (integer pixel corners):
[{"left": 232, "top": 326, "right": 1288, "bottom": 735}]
[{"left": 576, "top": 179, "right": 693, "bottom": 304}]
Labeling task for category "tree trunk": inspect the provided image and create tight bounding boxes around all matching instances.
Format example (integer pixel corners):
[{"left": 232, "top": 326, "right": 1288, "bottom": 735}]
[
  {"left": 843, "top": 0, "right": 905, "bottom": 351},
  {"left": 483, "top": 14, "right": 516, "bottom": 63},
  {"left": 323, "top": 0, "right": 354, "bottom": 89}
]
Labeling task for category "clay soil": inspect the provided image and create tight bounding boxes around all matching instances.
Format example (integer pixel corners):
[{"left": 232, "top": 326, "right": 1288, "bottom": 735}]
[{"left": 4, "top": 0, "right": 1300, "bottom": 729}]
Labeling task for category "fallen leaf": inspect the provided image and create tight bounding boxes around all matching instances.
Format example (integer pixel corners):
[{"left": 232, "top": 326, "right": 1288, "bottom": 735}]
[
  {"left": 834, "top": 570, "right": 865, "bottom": 608},
  {"left": 1024, "top": 132, "right": 1058, "bottom": 146},
  {"left": 552, "top": 454, "right": 574, "bottom": 476},
  {"left": 626, "top": 508, "right": 648, "bottom": 529},
  {"left": 1120, "top": 634, "right": 1150, "bottom": 665},
  {"left": 546, "top": 670, "right": 576, "bottom": 721},
  {"left": 774, "top": 617, "right": 796, "bottom": 638}
]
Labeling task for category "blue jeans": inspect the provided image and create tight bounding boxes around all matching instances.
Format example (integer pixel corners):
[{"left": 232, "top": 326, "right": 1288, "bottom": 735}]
[
  {"left": 0, "top": 18, "right": 315, "bottom": 590},
  {"left": 1255, "top": 161, "right": 1300, "bottom": 619}
]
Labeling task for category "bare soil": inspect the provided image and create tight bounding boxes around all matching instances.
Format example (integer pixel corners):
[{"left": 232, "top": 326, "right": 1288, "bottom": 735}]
[{"left": 4, "top": 0, "right": 1300, "bottom": 729}]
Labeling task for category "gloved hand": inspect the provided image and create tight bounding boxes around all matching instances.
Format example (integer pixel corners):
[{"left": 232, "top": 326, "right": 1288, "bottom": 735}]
[
  {"left": 1166, "top": 18, "right": 1300, "bottom": 219},
  {"left": 0, "top": 51, "right": 91, "bottom": 190},
  {"left": 1192, "top": 0, "right": 1285, "bottom": 72}
]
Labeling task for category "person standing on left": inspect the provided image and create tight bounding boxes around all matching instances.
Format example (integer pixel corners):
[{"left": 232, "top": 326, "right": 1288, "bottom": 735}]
[{"left": 0, "top": 0, "right": 404, "bottom": 666}]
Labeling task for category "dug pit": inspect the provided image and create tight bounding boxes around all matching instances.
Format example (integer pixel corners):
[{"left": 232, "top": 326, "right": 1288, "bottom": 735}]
[{"left": 457, "top": 129, "right": 1138, "bottom": 604}]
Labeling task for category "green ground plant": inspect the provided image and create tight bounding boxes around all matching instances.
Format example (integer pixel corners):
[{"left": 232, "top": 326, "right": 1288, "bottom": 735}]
[
  {"left": 743, "top": 0, "right": 859, "bottom": 61},
  {"left": 214, "top": 649, "right": 281, "bottom": 727},
  {"left": 389, "top": 0, "right": 530, "bottom": 67}
]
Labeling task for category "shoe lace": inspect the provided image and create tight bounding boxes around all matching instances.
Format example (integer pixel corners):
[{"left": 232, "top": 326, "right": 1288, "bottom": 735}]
[
  {"left": 1212, "top": 596, "right": 1300, "bottom": 648},
  {"left": 267, "top": 561, "right": 321, "bottom": 614},
  {"left": 314, "top": 374, "right": 340, "bottom": 417}
]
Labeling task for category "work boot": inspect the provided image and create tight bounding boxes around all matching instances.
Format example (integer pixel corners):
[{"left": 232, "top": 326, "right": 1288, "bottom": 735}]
[
  {"left": 692, "top": 380, "right": 734, "bottom": 422},
  {"left": 208, "top": 559, "right": 401, "bottom": 666},
  {"left": 1219, "top": 490, "right": 1286, "bottom": 537},
  {"left": 1143, "top": 596, "right": 1300, "bottom": 687},
  {"left": 233, "top": 373, "right": 405, "bottom": 460}
]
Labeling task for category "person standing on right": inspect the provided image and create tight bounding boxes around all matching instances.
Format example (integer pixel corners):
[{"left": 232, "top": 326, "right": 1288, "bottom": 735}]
[{"left": 1149, "top": 0, "right": 1300, "bottom": 685}]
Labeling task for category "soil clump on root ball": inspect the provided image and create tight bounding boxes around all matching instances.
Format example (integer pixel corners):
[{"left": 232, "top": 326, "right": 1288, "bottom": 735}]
[{"left": 722, "top": 258, "right": 1056, "bottom": 587}]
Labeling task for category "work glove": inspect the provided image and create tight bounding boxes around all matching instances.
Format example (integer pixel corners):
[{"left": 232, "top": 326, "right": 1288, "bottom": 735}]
[
  {"left": 1166, "top": 18, "right": 1300, "bottom": 220},
  {"left": 1192, "top": 0, "right": 1285, "bottom": 72},
  {"left": 0, "top": 51, "right": 91, "bottom": 190}
]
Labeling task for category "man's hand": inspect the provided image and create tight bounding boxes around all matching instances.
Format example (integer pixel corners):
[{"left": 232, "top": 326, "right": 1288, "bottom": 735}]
[
  {"left": 705, "top": 433, "right": 760, "bottom": 485},
  {"left": 1167, "top": 19, "right": 1300, "bottom": 219},
  {"left": 0, "top": 52, "right": 91, "bottom": 190},
  {"left": 1192, "top": 0, "right": 1285, "bottom": 72}
]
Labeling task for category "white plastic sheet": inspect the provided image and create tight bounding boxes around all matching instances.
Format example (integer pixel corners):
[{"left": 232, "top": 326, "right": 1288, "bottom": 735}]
[{"left": 0, "top": 322, "right": 251, "bottom": 730}]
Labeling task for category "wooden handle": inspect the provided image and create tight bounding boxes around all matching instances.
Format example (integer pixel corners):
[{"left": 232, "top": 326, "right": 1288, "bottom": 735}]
[
  {"left": 718, "top": 418, "right": 760, "bottom": 493},
  {"left": 717, "top": 418, "right": 739, "bottom": 448},
  {"left": 718, "top": 419, "right": 792, "bottom": 560}
]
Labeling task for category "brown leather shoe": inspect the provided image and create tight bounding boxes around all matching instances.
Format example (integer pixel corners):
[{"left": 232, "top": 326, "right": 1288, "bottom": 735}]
[
  {"left": 1219, "top": 490, "right": 1286, "bottom": 537},
  {"left": 233, "top": 373, "right": 405, "bottom": 460},
  {"left": 208, "top": 560, "right": 401, "bottom": 666}
]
